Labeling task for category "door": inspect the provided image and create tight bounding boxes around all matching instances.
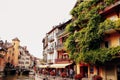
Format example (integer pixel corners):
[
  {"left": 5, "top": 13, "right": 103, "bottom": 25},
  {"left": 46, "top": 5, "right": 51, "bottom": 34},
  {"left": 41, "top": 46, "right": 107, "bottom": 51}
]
[{"left": 117, "top": 65, "right": 120, "bottom": 80}]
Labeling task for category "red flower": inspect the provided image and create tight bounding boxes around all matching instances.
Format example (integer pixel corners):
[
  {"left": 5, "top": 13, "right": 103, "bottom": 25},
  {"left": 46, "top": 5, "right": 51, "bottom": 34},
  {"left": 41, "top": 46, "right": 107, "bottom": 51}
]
[
  {"left": 60, "top": 72, "right": 67, "bottom": 77},
  {"left": 93, "top": 75, "right": 102, "bottom": 80},
  {"left": 50, "top": 71, "right": 56, "bottom": 76},
  {"left": 74, "top": 74, "right": 83, "bottom": 80}
]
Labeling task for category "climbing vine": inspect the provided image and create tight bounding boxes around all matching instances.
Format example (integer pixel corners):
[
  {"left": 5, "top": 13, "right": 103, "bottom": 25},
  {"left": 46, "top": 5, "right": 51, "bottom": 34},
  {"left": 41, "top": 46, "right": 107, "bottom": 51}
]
[
  {"left": 82, "top": 46, "right": 120, "bottom": 64},
  {"left": 65, "top": 0, "right": 120, "bottom": 64}
]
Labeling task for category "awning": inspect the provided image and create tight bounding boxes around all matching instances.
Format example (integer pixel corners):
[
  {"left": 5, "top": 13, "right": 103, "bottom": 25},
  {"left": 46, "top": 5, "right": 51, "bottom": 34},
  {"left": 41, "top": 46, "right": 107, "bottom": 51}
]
[
  {"left": 38, "top": 65, "right": 48, "bottom": 68},
  {"left": 49, "top": 63, "right": 71, "bottom": 68}
]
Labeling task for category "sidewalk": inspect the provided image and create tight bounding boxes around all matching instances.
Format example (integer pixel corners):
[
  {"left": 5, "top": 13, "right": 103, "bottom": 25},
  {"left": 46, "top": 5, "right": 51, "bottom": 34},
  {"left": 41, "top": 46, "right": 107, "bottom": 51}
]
[{"left": 36, "top": 74, "right": 75, "bottom": 80}]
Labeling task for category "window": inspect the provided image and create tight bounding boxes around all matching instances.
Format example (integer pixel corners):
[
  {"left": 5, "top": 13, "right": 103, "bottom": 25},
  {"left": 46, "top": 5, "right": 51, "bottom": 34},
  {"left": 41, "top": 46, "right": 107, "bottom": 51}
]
[
  {"left": 26, "top": 62, "right": 29, "bottom": 64},
  {"left": 12, "top": 53, "right": 14, "bottom": 56},
  {"left": 105, "top": 41, "right": 110, "bottom": 48},
  {"left": 8, "top": 57, "right": 10, "bottom": 61},
  {"left": 26, "top": 58, "right": 29, "bottom": 60},
  {"left": 9, "top": 50, "right": 11, "bottom": 54}
]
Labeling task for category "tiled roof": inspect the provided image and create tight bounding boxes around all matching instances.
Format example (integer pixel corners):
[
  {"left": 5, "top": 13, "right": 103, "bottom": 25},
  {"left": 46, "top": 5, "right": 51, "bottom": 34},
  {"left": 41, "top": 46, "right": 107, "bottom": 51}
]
[{"left": 4, "top": 42, "right": 13, "bottom": 48}]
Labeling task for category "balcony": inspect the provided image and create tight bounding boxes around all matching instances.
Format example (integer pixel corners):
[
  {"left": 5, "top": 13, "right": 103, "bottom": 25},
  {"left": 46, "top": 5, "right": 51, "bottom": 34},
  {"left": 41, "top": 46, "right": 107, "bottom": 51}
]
[
  {"left": 48, "top": 59, "right": 53, "bottom": 64},
  {"left": 56, "top": 29, "right": 65, "bottom": 37},
  {"left": 56, "top": 43, "right": 64, "bottom": 50},
  {"left": 43, "top": 51, "right": 47, "bottom": 56},
  {"left": 55, "top": 58, "right": 71, "bottom": 64},
  {"left": 48, "top": 36, "right": 54, "bottom": 42},
  {"left": 47, "top": 48, "right": 54, "bottom": 54}
]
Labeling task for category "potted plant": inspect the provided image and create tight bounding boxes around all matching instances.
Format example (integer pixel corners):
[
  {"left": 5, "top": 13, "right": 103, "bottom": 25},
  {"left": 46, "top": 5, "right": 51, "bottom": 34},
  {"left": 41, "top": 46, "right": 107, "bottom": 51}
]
[
  {"left": 92, "top": 75, "right": 102, "bottom": 80},
  {"left": 60, "top": 72, "right": 67, "bottom": 78},
  {"left": 74, "top": 74, "right": 83, "bottom": 80},
  {"left": 50, "top": 71, "right": 56, "bottom": 76}
]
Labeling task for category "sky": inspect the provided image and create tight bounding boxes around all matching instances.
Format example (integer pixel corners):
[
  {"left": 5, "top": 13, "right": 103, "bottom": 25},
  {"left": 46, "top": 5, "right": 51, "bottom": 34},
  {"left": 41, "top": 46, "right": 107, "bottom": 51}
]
[{"left": 0, "top": 0, "right": 76, "bottom": 59}]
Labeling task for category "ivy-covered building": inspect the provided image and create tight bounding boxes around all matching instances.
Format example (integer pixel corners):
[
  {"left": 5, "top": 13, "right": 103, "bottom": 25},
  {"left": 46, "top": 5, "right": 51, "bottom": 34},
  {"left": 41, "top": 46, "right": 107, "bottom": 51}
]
[{"left": 65, "top": 0, "right": 120, "bottom": 80}]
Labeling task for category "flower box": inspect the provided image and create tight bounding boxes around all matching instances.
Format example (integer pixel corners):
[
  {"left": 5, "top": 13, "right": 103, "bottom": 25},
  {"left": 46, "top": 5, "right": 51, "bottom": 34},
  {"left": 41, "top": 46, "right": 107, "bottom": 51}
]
[
  {"left": 60, "top": 72, "right": 67, "bottom": 78},
  {"left": 74, "top": 74, "right": 83, "bottom": 80},
  {"left": 50, "top": 71, "right": 56, "bottom": 76},
  {"left": 93, "top": 75, "right": 102, "bottom": 80}
]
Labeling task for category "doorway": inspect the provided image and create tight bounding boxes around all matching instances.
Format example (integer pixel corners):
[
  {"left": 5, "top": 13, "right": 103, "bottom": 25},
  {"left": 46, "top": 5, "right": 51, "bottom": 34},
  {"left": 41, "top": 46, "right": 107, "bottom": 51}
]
[
  {"left": 117, "top": 65, "right": 120, "bottom": 80},
  {"left": 80, "top": 66, "right": 88, "bottom": 77}
]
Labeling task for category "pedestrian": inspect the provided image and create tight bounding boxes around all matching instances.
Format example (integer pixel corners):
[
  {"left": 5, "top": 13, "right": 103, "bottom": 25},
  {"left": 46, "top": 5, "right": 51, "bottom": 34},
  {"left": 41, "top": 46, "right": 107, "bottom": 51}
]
[{"left": 70, "top": 68, "right": 73, "bottom": 78}]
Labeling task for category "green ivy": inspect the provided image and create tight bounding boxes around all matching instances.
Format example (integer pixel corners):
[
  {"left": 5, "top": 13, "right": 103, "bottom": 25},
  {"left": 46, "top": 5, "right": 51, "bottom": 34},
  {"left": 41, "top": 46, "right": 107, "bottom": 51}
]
[
  {"left": 82, "top": 46, "right": 120, "bottom": 64},
  {"left": 65, "top": 0, "right": 120, "bottom": 64}
]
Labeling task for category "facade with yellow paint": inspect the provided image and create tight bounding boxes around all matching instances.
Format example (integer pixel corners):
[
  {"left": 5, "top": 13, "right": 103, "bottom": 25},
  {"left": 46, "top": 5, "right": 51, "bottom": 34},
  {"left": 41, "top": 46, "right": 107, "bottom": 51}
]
[
  {"left": 75, "top": 1, "right": 120, "bottom": 80},
  {"left": 4, "top": 41, "right": 14, "bottom": 64},
  {"left": 92, "top": 1, "right": 120, "bottom": 80},
  {"left": 12, "top": 37, "right": 20, "bottom": 67}
]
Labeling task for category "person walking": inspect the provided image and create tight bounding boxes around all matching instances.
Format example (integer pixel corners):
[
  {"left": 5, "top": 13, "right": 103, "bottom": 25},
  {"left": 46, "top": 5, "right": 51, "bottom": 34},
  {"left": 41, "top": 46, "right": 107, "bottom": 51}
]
[{"left": 70, "top": 68, "right": 73, "bottom": 78}]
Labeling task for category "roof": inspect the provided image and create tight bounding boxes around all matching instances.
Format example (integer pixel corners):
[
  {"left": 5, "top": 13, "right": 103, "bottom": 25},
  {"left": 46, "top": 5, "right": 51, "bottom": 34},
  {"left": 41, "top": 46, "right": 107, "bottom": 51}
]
[
  {"left": 12, "top": 37, "right": 20, "bottom": 42},
  {"left": 47, "top": 19, "right": 72, "bottom": 34},
  {"left": 47, "top": 26, "right": 57, "bottom": 34},
  {"left": 4, "top": 42, "right": 13, "bottom": 48},
  {"left": 0, "top": 46, "right": 7, "bottom": 52},
  {"left": 57, "top": 19, "right": 72, "bottom": 29}
]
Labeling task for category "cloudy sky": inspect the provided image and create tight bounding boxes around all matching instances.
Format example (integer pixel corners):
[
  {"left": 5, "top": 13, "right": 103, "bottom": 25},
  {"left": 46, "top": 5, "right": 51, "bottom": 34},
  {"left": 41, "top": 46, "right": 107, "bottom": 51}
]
[{"left": 0, "top": 0, "right": 76, "bottom": 58}]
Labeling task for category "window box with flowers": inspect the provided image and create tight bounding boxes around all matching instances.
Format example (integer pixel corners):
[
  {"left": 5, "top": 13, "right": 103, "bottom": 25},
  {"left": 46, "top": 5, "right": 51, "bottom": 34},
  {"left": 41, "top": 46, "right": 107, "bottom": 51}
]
[
  {"left": 74, "top": 74, "right": 83, "bottom": 80},
  {"left": 60, "top": 72, "right": 67, "bottom": 78}
]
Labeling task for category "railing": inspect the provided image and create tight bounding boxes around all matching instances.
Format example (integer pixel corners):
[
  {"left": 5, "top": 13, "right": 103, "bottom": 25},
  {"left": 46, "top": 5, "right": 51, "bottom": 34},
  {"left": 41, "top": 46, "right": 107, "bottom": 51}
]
[
  {"left": 48, "top": 36, "right": 54, "bottom": 42},
  {"left": 55, "top": 58, "right": 71, "bottom": 63},
  {"left": 48, "top": 59, "right": 54, "bottom": 64},
  {"left": 56, "top": 29, "right": 65, "bottom": 37},
  {"left": 43, "top": 51, "right": 47, "bottom": 56},
  {"left": 47, "top": 48, "right": 54, "bottom": 54},
  {"left": 56, "top": 43, "right": 64, "bottom": 50}
]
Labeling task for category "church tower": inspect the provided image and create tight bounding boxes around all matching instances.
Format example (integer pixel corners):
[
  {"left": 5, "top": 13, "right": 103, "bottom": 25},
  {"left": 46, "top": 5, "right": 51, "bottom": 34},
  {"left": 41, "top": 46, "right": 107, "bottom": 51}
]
[{"left": 12, "top": 37, "right": 20, "bottom": 67}]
